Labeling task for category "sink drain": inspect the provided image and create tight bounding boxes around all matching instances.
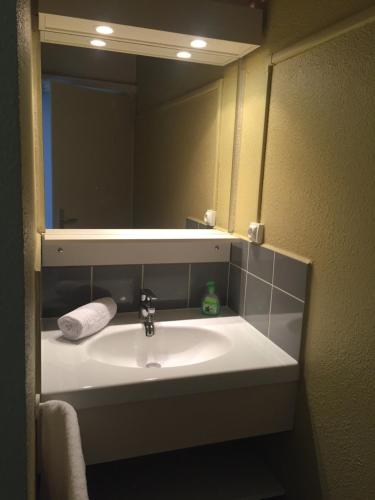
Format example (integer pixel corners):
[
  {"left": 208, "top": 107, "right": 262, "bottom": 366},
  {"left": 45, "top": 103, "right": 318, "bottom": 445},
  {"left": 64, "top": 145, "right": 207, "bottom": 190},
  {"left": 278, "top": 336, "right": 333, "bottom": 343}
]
[{"left": 145, "top": 362, "right": 162, "bottom": 368}]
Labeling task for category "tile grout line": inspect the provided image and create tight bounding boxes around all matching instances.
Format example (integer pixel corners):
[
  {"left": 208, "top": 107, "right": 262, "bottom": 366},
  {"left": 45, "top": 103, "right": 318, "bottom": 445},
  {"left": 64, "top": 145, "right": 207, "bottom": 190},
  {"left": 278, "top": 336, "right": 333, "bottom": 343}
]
[
  {"left": 244, "top": 249, "right": 305, "bottom": 303},
  {"left": 230, "top": 262, "right": 244, "bottom": 272},
  {"left": 187, "top": 263, "right": 191, "bottom": 307},
  {"left": 231, "top": 255, "right": 275, "bottom": 288},
  {"left": 247, "top": 270, "right": 272, "bottom": 286},
  {"left": 245, "top": 241, "right": 250, "bottom": 271},
  {"left": 242, "top": 242, "right": 250, "bottom": 317},
  {"left": 267, "top": 252, "right": 276, "bottom": 337},
  {"left": 242, "top": 272, "right": 248, "bottom": 318},
  {"left": 271, "top": 251, "right": 276, "bottom": 287},
  {"left": 90, "top": 266, "right": 94, "bottom": 301},
  {"left": 272, "top": 284, "right": 305, "bottom": 304},
  {"left": 226, "top": 262, "right": 231, "bottom": 306},
  {"left": 232, "top": 259, "right": 272, "bottom": 286}
]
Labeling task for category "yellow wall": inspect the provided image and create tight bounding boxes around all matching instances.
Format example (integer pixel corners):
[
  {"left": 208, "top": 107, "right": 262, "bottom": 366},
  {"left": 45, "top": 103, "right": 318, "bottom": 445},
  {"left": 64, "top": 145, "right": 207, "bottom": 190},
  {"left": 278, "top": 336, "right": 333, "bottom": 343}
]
[
  {"left": 234, "top": 0, "right": 375, "bottom": 235},
  {"left": 16, "top": 1, "right": 43, "bottom": 498},
  {"left": 235, "top": 2, "right": 375, "bottom": 499},
  {"left": 216, "top": 63, "right": 238, "bottom": 229},
  {"left": 42, "top": 43, "right": 137, "bottom": 84},
  {"left": 51, "top": 82, "right": 135, "bottom": 228},
  {"left": 134, "top": 82, "right": 222, "bottom": 228},
  {"left": 136, "top": 56, "right": 225, "bottom": 113},
  {"left": 134, "top": 63, "right": 238, "bottom": 229}
]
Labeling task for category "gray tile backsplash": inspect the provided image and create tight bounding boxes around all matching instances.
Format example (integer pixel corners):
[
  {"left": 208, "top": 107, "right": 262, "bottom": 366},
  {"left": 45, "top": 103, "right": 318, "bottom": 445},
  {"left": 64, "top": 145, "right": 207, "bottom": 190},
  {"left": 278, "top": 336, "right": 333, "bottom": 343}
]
[
  {"left": 273, "top": 253, "right": 308, "bottom": 301},
  {"left": 244, "top": 274, "right": 272, "bottom": 336},
  {"left": 269, "top": 288, "right": 305, "bottom": 360},
  {"left": 143, "top": 263, "right": 190, "bottom": 310},
  {"left": 247, "top": 245, "right": 274, "bottom": 283},
  {"left": 42, "top": 266, "right": 91, "bottom": 317},
  {"left": 185, "top": 217, "right": 212, "bottom": 229},
  {"left": 190, "top": 262, "right": 229, "bottom": 308},
  {"left": 42, "top": 261, "right": 230, "bottom": 317},
  {"left": 228, "top": 241, "right": 310, "bottom": 360},
  {"left": 93, "top": 265, "right": 142, "bottom": 313},
  {"left": 185, "top": 218, "right": 199, "bottom": 229},
  {"left": 228, "top": 265, "right": 246, "bottom": 315},
  {"left": 230, "top": 240, "right": 249, "bottom": 270}
]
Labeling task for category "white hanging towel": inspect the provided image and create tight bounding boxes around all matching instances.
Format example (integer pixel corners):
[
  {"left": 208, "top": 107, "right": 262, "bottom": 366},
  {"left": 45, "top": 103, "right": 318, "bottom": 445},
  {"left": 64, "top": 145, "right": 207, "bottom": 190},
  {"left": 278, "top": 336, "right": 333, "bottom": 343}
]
[{"left": 39, "top": 400, "right": 89, "bottom": 500}]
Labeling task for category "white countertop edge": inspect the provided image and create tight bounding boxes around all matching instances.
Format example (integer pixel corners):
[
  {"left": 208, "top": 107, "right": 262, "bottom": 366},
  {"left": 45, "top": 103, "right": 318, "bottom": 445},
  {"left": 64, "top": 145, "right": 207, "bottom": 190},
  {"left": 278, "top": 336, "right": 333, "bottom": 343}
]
[
  {"left": 41, "top": 369, "right": 299, "bottom": 410},
  {"left": 43, "top": 228, "right": 239, "bottom": 241}
]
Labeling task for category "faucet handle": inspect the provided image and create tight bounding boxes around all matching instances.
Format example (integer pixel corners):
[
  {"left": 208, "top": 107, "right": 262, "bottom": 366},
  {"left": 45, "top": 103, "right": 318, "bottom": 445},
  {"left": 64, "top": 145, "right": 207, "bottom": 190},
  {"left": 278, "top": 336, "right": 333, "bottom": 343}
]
[
  {"left": 140, "top": 288, "right": 158, "bottom": 303},
  {"left": 140, "top": 306, "right": 155, "bottom": 317}
]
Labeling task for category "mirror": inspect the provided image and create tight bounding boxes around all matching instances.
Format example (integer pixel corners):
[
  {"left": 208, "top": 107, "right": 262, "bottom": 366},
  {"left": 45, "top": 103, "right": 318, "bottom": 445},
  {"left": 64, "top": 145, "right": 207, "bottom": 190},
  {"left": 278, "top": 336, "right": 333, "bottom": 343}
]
[{"left": 41, "top": 43, "right": 239, "bottom": 230}]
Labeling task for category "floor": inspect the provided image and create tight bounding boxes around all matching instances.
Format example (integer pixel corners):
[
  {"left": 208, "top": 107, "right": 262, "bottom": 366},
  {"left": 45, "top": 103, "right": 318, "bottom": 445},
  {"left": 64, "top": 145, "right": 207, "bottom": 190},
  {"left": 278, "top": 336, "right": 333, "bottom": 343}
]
[{"left": 86, "top": 439, "right": 286, "bottom": 500}]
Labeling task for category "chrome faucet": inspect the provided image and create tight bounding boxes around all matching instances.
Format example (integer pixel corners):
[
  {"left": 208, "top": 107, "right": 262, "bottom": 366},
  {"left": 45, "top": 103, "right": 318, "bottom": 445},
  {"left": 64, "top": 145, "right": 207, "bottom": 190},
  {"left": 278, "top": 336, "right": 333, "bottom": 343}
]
[{"left": 139, "top": 288, "right": 157, "bottom": 337}]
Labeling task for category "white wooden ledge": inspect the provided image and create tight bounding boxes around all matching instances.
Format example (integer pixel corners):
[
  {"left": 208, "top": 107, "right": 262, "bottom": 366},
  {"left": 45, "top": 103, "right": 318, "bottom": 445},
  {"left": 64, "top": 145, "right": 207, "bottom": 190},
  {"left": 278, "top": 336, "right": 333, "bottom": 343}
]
[{"left": 42, "top": 229, "right": 238, "bottom": 267}]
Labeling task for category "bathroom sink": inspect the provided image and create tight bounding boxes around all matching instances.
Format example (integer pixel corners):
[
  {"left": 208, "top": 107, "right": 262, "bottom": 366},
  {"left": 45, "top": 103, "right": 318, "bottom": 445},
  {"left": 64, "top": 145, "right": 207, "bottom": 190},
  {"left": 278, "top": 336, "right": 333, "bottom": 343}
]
[
  {"left": 87, "top": 324, "right": 232, "bottom": 368},
  {"left": 42, "top": 313, "right": 299, "bottom": 408}
]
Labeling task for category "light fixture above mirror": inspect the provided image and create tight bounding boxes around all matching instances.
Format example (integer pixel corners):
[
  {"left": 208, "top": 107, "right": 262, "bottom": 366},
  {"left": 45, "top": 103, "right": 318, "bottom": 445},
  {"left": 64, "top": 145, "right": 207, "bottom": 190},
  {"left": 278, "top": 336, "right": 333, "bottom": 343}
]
[
  {"left": 95, "top": 25, "right": 114, "bottom": 35},
  {"left": 39, "top": 13, "right": 260, "bottom": 66},
  {"left": 191, "top": 39, "right": 208, "bottom": 49},
  {"left": 90, "top": 39, "right": 106, "bottom": 47}
]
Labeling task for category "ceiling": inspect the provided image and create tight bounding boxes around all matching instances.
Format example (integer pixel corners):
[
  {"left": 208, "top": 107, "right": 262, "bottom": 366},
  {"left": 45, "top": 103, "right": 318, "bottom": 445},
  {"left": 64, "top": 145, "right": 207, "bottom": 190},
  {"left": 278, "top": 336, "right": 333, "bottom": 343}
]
[
  {"left": 214, "top": 0, "right": 267, "bottom": 8},
  {"left": 41, "top": 44, "right": 137, "bottom": 84}
]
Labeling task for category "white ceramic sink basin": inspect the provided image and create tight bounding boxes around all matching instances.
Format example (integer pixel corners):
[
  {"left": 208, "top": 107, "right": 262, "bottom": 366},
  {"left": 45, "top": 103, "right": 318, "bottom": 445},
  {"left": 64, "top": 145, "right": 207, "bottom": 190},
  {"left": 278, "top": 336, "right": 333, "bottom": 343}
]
[
  {"left": 41, "top": 311, "right": 299, "bottom": 409},
  {"left": 87, "top": 324, "right": 232, "bottom": 368}
]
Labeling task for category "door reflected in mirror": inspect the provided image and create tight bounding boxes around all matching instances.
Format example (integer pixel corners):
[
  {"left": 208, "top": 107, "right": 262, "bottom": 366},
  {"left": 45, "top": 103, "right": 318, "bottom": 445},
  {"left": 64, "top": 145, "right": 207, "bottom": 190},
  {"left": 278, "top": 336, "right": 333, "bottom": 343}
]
[{"left": 41, "top": 43, "right": 238, "bottom": 229}]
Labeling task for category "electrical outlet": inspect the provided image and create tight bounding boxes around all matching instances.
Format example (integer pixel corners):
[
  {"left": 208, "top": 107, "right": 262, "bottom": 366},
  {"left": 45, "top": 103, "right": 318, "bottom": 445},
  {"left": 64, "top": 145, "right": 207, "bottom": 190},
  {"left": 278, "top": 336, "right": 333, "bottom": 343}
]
[{"left": 248, "top": 222, "right": 264, "bottom": 244}]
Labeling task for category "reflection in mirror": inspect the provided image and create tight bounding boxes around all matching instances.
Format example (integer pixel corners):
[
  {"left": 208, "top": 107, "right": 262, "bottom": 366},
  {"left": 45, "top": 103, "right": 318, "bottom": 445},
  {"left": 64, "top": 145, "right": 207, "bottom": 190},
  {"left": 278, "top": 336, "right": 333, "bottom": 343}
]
[{"left": 41, "top": 43, "right": 238, "bottom": 229}]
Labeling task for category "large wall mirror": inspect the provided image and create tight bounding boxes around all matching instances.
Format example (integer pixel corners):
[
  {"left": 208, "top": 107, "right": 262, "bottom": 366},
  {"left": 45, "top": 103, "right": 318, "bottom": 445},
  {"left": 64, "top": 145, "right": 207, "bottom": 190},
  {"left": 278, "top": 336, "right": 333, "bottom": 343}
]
[{"left": 41, "top": 42, "right": 239, "bottom": 230}]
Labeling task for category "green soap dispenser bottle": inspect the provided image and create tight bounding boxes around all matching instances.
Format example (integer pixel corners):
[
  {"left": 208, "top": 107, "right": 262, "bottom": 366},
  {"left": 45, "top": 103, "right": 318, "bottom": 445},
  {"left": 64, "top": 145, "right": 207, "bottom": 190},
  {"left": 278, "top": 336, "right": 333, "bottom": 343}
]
[{"left": 201, "top": 281, "right": 220, "bottom": 316}]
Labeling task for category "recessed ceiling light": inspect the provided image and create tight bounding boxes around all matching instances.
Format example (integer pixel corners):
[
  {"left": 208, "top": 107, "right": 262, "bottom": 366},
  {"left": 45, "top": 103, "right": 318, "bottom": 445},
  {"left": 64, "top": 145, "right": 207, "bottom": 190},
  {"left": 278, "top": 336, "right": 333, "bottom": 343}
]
[
  {"left": 90, "top": 39, "right": 106, "bottom": 47},
  {"left": 95, "top": 25, "right": 114, "bottom": 35},
  {"left": 191, "top": 39, "right": 207, "bottom": 49},
  {"left": 177, "top": 51, "right": 192, "bottom": 59}
]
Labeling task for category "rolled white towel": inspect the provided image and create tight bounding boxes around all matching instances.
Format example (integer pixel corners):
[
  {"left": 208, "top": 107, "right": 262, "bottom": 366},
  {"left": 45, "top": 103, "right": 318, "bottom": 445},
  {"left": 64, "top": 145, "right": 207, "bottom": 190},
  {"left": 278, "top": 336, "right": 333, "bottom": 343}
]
[{"left": 58, "top": 297, "right": 117, "bottom": 341}]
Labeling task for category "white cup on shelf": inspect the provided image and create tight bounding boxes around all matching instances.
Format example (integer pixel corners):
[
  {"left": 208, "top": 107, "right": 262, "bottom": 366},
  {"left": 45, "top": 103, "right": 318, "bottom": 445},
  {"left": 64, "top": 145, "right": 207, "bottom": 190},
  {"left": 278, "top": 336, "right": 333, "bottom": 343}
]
[{"left": 204, "top": 209, "right": 216, "bottom": 227}]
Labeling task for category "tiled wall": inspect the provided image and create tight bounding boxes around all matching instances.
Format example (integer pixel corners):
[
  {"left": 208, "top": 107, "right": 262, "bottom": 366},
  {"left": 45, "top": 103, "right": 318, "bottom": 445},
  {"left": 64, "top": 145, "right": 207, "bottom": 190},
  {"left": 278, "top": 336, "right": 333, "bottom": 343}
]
[
  {"left": 228, "top": 240, "right": 310, "bottom": 360},
  {"left": 185, "top": 217, "right": 212, "bottom": 229},
  {"left": 42, "top": 262, "right": 229, "bottom": 318},
  {"left": 42, "top": 239, "right": 310, "bottom": 361}
]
